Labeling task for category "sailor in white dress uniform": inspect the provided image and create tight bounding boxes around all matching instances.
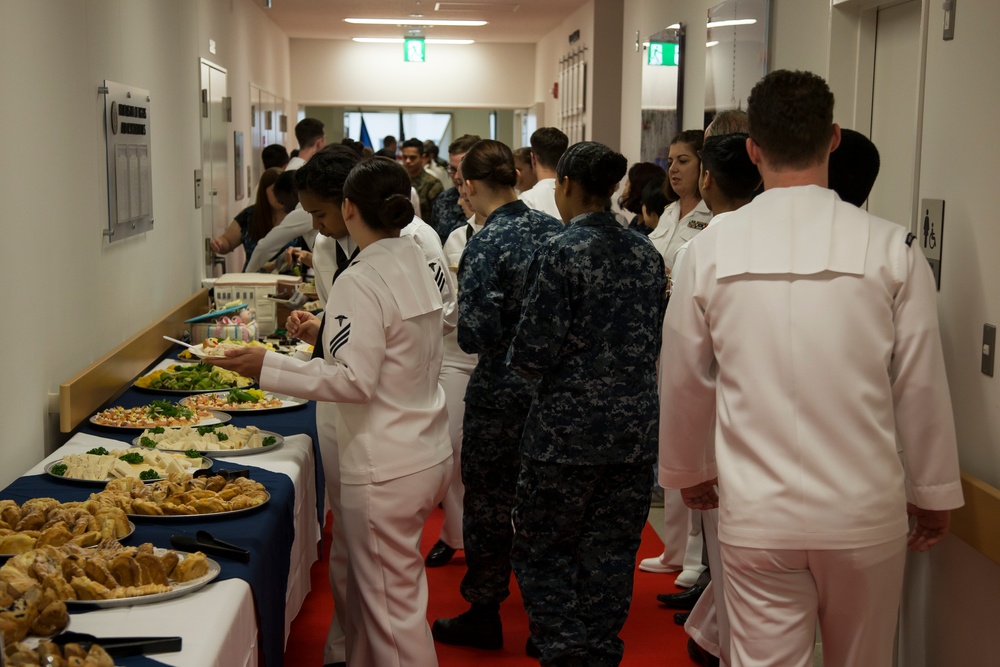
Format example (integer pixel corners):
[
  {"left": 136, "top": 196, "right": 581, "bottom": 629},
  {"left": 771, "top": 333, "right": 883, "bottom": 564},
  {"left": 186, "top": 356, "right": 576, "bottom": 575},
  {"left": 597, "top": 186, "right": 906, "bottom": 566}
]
[{"left": 212, "top": 157, "right": 453, "bottom": 667}]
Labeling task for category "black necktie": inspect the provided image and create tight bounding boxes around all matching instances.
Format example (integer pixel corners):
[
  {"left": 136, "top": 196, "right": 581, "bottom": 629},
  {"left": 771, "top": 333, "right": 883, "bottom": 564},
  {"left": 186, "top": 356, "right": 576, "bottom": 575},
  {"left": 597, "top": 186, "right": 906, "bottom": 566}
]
[
  {"left": 312, "top": 242, "right": 359, "bottom": 359},
  {"left": 465, "top": 223, "right": 474, "bottom": 242}
]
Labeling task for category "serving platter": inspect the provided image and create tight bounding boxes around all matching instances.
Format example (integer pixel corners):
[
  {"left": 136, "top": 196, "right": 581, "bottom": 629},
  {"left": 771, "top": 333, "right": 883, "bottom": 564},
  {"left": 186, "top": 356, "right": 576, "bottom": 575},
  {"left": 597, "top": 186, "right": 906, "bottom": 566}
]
[
  {"left": 125, "top": 492, "right": 270, "bottom": 521},
  {"left": 133, "top": 363, "right": 255, "bottom": 394},
  {"left": 132, "top": 429, "right": 284, "bottom": 457},
  {"left": 179, "top": 391, "right": 307, "bottom": 413},
  {"left": 89, "top": 408, "right": 230, "bottom": 431},
  {"left": 0, "top": 522, "right": 136, "bottom": 557},
  {"left": 44, "top": 457, "right": 212, "bottom": 486},
  {"left": 64, "top": 550, "right": 221, "bottom": 609}
]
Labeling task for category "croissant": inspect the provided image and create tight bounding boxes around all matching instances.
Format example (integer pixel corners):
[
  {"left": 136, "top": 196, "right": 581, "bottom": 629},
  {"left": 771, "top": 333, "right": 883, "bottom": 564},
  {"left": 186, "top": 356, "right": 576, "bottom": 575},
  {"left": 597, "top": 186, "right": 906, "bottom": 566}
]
[
  {"left": 69, "top": 575, "right": 113, "bottom": 601},
  {"left": 30, "top": 596, "right": 68, "bottom": 636},
  {"left": 107, "top": 553, "right": 140, "bottom": 587},
  {"left": 172, "top": 551, "right": 209, "bottom": 582},
  {"left": 135, "top": 552, "right": 169, "bottom": 586}
]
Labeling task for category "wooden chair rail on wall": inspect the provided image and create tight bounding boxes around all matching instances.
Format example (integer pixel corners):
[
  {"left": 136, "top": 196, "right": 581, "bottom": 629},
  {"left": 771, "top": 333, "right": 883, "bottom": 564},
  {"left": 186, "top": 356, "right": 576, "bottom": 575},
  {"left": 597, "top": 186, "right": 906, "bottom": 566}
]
[
  {"left": 951, "top": 471, "right": 1000, "bottom": 567},
  {"left": 57, "top": 289, "right": 210, "bottom": 433}
]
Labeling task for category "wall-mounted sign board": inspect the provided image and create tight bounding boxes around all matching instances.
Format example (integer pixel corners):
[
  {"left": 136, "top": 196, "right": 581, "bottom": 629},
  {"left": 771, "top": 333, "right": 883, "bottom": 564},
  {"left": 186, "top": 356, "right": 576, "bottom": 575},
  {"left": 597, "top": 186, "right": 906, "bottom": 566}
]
[{"left": 101, "top": 80, "right": 153, "bottom": 242}]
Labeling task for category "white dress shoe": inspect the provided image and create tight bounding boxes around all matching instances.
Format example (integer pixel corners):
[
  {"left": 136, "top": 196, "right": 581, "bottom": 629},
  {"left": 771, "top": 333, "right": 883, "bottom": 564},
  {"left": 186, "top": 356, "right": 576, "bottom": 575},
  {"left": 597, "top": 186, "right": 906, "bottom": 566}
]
[
  {"left": 639, "top": 556, "right": 682, "bottom": 574},
  {"left": 674, "top": 569, "right": 703, "bottom": 589}
]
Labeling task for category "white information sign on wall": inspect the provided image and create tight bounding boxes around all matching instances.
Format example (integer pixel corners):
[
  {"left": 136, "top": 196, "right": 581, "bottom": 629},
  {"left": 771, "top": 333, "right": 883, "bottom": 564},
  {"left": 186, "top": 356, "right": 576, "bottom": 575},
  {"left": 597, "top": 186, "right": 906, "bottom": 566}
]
[{"left": 101, "top": 80, "right": 154, "bottom": 243}]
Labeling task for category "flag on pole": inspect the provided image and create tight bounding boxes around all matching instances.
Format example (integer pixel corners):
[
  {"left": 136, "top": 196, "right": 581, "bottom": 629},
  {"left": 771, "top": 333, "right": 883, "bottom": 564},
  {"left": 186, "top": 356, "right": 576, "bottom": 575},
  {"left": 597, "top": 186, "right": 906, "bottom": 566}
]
[{"left": 359, "top": 114, "right": 373, "bottom": 149}]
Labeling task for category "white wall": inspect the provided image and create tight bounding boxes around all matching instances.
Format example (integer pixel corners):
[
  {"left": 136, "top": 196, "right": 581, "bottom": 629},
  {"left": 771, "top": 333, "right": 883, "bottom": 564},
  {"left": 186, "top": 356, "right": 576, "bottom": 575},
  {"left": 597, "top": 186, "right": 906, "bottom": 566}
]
[
  {"left": 0, "top": 0, "right": 292, "bottom": 489},
  {"left": 290, "top": 39, "right": 535, "bottom": 109},
  {"left": 915, "top": 1, "right": 1000, "bottom": 658},
  {"left": 533, "top": 1, "right": 595, "bottom": 138}
]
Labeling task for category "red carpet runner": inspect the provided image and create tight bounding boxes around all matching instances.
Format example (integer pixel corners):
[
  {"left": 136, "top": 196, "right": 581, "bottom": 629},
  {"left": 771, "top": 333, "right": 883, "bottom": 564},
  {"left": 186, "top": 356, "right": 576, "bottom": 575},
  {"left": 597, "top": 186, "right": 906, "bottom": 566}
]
[{"left": 284, "top": 508, "right": 695, "bottom": 665}]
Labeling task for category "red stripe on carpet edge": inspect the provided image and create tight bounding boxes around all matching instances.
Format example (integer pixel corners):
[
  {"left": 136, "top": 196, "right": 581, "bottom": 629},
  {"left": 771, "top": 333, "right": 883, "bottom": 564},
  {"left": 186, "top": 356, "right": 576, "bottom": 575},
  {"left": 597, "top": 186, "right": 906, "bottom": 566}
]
[{"left": 285, "top": 509, "right": 697, "bottom": 666}]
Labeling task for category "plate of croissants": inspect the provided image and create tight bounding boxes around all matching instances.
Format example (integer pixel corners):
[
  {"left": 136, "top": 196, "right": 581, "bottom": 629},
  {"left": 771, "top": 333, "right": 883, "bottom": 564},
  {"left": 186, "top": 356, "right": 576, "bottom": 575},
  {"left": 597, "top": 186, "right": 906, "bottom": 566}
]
[{"left": 1, "top": 541, "right": 220, "bottom": 613}]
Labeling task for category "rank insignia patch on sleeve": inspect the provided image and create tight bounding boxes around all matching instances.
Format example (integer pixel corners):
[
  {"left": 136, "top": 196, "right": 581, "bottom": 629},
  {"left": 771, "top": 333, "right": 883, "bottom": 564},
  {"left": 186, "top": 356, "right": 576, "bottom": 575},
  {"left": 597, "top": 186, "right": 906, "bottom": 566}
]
[{"left": 329, "top": 315, "right": 351, "bottom": 356}]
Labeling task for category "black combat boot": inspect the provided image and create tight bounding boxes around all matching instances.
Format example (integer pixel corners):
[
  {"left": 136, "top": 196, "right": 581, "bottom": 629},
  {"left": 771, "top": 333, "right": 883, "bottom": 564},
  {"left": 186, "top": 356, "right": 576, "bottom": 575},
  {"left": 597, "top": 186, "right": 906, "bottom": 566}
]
[{"left": 431, "top": 601, "right": 503, "bottom": 649}]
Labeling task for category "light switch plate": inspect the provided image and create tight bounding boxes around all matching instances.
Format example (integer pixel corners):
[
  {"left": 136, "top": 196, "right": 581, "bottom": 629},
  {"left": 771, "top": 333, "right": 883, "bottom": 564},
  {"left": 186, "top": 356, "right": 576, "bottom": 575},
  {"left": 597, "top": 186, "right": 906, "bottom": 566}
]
[{"left": 983, "top": 324, "right": 995, "bottom": 377}]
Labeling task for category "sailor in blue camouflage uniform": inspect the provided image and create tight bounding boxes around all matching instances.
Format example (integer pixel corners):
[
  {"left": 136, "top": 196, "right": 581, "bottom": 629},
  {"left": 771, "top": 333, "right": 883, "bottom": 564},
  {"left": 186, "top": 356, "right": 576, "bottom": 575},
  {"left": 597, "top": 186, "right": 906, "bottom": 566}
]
[
  {"left": 507, "top": 141, "right": 667, "bottom": 667},
  {"left": 431, "top": 139, "right": 564, "bottom": 652},
  {"left": 431, "top": 134, "right": 482, "bottom": 243}
]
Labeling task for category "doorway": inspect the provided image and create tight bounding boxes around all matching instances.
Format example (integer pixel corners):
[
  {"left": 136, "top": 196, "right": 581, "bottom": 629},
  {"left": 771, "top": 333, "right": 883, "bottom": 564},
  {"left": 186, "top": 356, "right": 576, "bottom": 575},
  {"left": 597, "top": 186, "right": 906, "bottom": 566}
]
[
  {"left": 866, "top": 0, "right": 922, "bottom": 228},
  {"left": 200, "top": 59, "right": 230, "bottom": 278}
]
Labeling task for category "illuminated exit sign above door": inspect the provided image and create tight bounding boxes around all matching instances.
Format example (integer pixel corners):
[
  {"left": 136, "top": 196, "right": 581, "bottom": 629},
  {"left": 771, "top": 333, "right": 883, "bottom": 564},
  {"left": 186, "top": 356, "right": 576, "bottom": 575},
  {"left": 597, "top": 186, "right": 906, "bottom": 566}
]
[{"left": 404, "top": 38, "right": 426, "bottom": 62}]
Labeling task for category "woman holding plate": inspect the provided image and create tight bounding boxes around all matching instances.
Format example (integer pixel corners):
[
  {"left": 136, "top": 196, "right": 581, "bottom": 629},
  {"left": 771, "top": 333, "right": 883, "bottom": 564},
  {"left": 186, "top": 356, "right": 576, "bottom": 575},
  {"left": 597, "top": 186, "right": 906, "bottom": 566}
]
[{"left": 207, "top": 156, "right": 453, "bottom": 667}]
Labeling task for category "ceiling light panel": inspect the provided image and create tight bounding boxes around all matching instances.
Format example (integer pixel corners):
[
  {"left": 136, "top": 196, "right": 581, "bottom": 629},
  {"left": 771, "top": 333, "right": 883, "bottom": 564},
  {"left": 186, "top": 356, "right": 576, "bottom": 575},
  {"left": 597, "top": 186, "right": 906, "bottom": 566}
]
[
  {"left": 434, "top": 2, "right": 520, "bottom": 11},
  {"left": 344, "top": 17, "right": 487, "bottom": 26}
]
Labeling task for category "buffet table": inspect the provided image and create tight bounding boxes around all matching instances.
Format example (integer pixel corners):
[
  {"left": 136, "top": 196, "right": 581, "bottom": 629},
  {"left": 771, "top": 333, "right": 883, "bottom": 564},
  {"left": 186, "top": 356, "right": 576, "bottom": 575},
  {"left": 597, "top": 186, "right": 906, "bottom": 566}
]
[{"left": 2, "top": 353, "right": 325, "bottom": 667}]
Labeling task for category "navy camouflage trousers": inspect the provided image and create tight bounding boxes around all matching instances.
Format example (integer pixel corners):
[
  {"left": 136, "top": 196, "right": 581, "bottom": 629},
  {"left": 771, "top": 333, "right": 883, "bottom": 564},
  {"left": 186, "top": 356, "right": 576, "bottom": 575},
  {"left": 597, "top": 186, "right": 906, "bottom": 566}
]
[
  {"left": 511, "top": 459, "right": 653, "bottom": 666},
  {"left": 459, "top": 403, "right": 529, "bottom": 605}
]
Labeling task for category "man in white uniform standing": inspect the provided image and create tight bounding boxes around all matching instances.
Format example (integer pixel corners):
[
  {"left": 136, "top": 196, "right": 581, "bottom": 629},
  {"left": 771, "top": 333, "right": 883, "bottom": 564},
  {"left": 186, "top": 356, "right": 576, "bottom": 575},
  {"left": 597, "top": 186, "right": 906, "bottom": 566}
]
[
  {"left": 659, "top": 69, "right": 964, "bottom": 667},
  {"left": 517, "top": 127, "right": 567, "bottom": 220}
]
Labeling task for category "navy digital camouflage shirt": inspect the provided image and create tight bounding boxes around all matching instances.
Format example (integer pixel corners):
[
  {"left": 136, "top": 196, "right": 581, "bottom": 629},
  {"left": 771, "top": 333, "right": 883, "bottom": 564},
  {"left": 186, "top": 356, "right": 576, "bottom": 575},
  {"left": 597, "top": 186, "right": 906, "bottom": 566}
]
[
  {"left": 507, "top": 210, "right": 667, "bottom": 464},
  {"left": 458, "top": 199, "right": 564, "bottom": 411},
  {"left": 431, "top": 187, "right": 467, "bottom": 244}
]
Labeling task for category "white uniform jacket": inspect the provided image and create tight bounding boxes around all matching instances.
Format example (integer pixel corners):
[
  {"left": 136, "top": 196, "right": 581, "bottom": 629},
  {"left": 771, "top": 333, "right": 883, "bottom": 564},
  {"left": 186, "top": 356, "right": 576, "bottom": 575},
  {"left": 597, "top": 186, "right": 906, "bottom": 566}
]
[
  {"left": 245, "top": 206, "right": 317, "bottom": 272},
  {"left": 442, "top": 219, "right": 482, "bottom": 373},
  {"left": 404, "top": 216, "right": 457, "bottom": 335},
  {"left": 650, "top": 199, "right": 712, "bottom": 272},
  {"left": 659, "top": 185, "right": 963, "bottom": 551},
  {"left": 518, "top": 178, "right": 561, "bottom": 220},
  {"left": 260, "top": 236, "right": 452, "bottom": 485}
]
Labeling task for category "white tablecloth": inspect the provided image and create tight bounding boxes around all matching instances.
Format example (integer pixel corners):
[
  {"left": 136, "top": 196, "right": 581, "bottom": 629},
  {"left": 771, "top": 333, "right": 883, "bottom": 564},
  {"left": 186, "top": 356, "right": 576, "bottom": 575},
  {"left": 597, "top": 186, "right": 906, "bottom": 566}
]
[{"left": 24, "top": 431, "right": 322, "bottom": 667}]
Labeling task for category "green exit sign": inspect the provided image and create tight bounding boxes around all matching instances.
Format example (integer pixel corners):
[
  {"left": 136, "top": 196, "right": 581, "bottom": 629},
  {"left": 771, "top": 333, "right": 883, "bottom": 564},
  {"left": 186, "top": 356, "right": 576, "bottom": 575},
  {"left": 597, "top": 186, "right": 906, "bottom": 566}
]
[
  {"left": 648, "top": 42, "right": 679, "bottom": 66},
  {"left": 404, "top": 38, "right": 426, "bottom": 62}
]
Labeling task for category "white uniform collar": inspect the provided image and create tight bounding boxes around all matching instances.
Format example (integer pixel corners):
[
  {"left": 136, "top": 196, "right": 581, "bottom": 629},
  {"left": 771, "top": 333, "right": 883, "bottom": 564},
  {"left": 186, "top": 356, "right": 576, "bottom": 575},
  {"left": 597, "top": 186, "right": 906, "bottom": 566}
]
[
  {"left": 717, "top": 185, "right": 869, "bottom": 278},
  {"left": 354, "top": 237, "right": 442, "bottom": 320}
]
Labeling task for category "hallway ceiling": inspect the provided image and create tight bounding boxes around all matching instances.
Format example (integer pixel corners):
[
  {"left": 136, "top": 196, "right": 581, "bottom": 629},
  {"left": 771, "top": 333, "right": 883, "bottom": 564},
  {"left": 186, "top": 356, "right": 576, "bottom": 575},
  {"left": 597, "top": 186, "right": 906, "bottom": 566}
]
[{"left": 261, "top": 0, "right": 591, "bottom": 43}]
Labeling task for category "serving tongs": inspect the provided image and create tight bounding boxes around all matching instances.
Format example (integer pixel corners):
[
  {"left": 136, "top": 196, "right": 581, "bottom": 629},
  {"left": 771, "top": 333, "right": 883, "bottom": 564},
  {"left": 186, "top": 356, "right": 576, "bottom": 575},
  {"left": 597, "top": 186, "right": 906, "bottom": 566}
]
[
  {"left": 170, "top": 529, "right": 251, "bottom": 563},
  {"left": 51, "top": 631, "right": 182, "bottom": 657}
]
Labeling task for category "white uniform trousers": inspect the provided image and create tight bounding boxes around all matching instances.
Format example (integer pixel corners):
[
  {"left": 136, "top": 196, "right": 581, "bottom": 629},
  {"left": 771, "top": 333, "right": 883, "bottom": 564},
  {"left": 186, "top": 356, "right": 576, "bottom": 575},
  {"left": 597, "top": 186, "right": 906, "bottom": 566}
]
[
  {"left": 647, "top": 490, "right": 706, "bottom": 584},
  {"left": 341, "top": 458, "right": 453, "bottom": 667},
  {"left": 722, "top": 536, "right": 907, "bottom": 667},
  {"left": 317, "top": 403, "right": 349, "bottom": 666},
  {"left": 685, "top": 507, "right": 729, "bottom": 664},
  {"left": 436, "top": 364, "right": 470, "bottom": 548}
]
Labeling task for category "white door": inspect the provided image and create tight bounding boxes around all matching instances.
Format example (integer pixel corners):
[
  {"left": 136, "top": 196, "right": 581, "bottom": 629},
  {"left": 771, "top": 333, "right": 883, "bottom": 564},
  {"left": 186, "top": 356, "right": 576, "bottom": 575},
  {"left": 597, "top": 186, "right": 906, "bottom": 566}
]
[
  {"left": 867, "top": 0, "right": 922, "bottom": 228},
  {"left": 200, "top": 60, "right": 231, "bottom": 277}
]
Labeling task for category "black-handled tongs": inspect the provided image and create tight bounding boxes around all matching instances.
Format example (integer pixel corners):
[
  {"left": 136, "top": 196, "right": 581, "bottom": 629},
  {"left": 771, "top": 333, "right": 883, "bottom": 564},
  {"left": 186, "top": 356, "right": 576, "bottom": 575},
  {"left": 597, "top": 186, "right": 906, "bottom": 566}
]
[
  {"left": 170, "top": 529, "right": 251, "bottom": 563},
  {"left": 51, "top": 631, "right": 182, "bottom": 657},
  {"left": 193, "top": 467, "right": 250, "bottom": 481}
]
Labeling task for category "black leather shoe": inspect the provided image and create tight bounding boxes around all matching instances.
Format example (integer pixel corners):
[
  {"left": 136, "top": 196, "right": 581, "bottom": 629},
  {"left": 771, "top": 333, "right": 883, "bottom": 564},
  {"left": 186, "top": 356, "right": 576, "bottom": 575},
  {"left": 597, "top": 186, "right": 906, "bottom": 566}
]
[
  {"left": 526, "top": 636, "right": 541, "bottom": 658},
  {"left": 432, "top": 604, "right": 503, "bottom": 649},
  {"left": 425, "top": 540, "right": 457, "bottom": 567},
  {"left": 673, "top": 612, "right": 690, "bottom": 626},
  {"left": 656, "top": 584, "right": 706, "bottom": 610},
  {"left": 687, "top": 637, "right": 720, "bottom": 666}
]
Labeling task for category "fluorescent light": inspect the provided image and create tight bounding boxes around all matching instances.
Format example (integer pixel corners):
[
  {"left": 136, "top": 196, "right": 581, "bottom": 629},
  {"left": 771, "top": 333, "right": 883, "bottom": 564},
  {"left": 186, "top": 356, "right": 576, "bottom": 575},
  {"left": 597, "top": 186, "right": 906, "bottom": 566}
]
[
  {"left": 706, "top": 40, "right": 719, "bottom": 47},
  {"left": 345, "top": 18, "right": 487, "bottom": 26},
  {"left": 706, "top": 18, "right": 757, "bottom": 28},
  {"left": 352, "top": 37, "right": 475, "bottom": 44}
]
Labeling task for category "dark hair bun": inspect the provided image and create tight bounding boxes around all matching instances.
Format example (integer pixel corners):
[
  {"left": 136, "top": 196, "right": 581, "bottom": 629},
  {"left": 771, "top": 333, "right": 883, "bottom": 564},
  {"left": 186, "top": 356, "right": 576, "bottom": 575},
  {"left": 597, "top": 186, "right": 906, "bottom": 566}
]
[
  {"left": 380, "top": 193, "right": 414, "bottom": 231},
  {"left": 492, "top": 162, "right": 517, "bottom": 187}
]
